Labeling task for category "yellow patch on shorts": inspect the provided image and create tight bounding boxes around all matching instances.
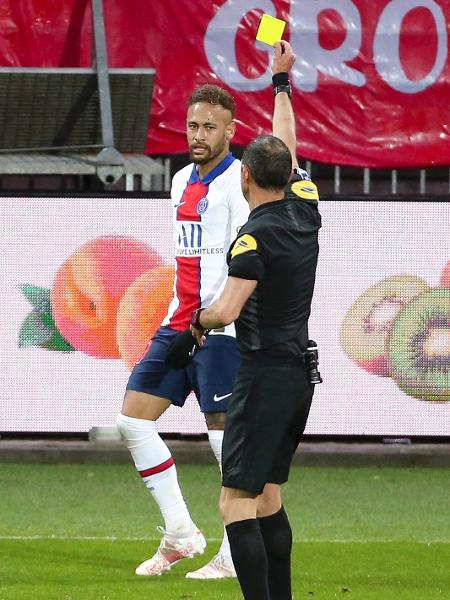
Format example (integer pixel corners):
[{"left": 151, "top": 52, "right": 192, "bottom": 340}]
[
  {"left": 231, "top": 234, "right": 258, "bottom": 258},
  {"left": 291, "top": 180, "right": 319, "bottom": 200}
]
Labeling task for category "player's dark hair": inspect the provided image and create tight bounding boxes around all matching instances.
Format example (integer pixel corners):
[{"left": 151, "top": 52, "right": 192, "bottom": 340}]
[
  {"left": 242, "top": 135, "right": 292, "bottom": 190},
  {"left": 188, "top": 84, "right": 236, "bottom": 117}
]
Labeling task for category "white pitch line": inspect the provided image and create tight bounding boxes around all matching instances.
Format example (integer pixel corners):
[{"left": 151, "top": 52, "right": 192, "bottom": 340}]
[
  {"left": 0, "top": 535, "right": 216, "bottom": 542},
  {"left": 0, "top": 535, "right": 448, "bottom": 544}
]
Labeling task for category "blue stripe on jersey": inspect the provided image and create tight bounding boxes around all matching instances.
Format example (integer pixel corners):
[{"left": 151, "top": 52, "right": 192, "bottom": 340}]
[{"left": 188, "top": 152, "right": 235, "bottom": 185}]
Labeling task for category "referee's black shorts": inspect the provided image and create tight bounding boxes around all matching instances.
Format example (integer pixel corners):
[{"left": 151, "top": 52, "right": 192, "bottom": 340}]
[{"left": 221, "top": 355, "right": 314, "bottom": 495}]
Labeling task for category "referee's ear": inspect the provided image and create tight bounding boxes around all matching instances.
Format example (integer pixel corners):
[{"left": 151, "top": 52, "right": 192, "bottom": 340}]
[{"left": 241, "top": 164, "right": 251, "bottom": 185}]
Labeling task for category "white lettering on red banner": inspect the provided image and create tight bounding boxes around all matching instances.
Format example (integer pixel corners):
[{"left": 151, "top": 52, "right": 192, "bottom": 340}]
[
  {"left": 204, "top": 0, "right": 447, "bottom": 95},
  {"left": 204, "top": 0, "right": 275, "bottom": 91},
  {"left": 291, "top": 0, "right": 366, "bottom": 92},
  {"left": 374, "top": 0, "right": 447, "bottom": 93}
]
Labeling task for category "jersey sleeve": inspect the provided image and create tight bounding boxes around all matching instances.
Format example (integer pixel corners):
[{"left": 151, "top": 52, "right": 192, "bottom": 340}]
[
  {"left": 228, "top": 166, "right": 250, "bottom": 240},
  {"left": 285, "top": 172, "right": 319, "bottom": 202},
  {"left": 228, "top": 233, "right": 266, "bottom": 281},
  {"left": 170, "top": 166, "right": 188, "bottom": 201}
]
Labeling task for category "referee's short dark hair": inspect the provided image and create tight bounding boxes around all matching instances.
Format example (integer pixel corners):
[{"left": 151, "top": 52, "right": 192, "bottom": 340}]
[{"left": 242, "top": 135, "right": 292, "bottom": 190}]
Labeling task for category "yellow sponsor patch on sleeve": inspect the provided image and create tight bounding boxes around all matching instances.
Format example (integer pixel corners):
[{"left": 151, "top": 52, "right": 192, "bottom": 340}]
[
  {"left": 291, "top": 180, "right": 319, "bottom": 200},
  {"left": 231, "top": 234, "right": 258, "bottom": 258}
]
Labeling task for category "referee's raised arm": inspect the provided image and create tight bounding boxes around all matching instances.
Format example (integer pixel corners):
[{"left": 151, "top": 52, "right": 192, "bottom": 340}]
[{"left": 271, "top": 40, "right": 299, "bottom": 170}]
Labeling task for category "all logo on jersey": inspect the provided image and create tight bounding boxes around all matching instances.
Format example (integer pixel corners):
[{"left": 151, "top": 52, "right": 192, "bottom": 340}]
[
  {"left": 178, "top": 223, "right": 202, "bottom": 248},
  {"left": 291, "top": 180, "right": 319, "bottom": 200},
  {"left": 231, "top": 234, "right": 258, "bottom": 258},
  {"left": 176, "top": 223, "right": 224, "bottom": 256},
  {"left": 196, "top": 197, "right": 209, "bottom": 215}
]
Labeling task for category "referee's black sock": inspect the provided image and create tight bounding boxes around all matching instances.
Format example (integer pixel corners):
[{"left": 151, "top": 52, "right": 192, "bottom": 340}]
[
  {"left": 258, "top": 506, "right": 293, "bottom": 600},
  {"left": 226, "top": 519, "right": 271, "bottom": 600}
]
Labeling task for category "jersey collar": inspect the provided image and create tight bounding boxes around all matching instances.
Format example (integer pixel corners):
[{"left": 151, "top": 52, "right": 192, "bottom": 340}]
[{"left": 188, "top": 152, "right": 235, "bottom": 185}]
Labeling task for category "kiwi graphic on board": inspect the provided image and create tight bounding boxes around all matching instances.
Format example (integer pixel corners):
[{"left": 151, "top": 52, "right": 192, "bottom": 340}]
[
  {"left": 340, "top": 275, "right": 429, "bottom": 377},
  {"left": 388, "top": 288, "right": 450, "bottom": 402}
]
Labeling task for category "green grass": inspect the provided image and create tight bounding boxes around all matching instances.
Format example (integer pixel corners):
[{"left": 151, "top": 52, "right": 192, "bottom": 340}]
[{"left": 1, "top": 464, "right": 449, "bottom": 599}]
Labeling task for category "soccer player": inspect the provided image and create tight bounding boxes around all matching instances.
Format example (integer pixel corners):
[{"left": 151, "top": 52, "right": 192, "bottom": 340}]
[
  {"left": 116, "top": 41, "right": 305, "bottom": 580},
  {"left": 190, "top": 50, "right": 321, "bottom": 599}
]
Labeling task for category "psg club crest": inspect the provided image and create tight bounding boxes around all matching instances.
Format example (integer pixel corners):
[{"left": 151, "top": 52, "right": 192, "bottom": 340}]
[{"left": 196, "top": 197, "right": 209, "bottom": 215}]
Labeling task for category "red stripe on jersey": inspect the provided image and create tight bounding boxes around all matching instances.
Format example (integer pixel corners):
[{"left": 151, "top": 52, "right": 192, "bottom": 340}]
[
  {"left": 170, "top": 256, "right": 201, "bottom": 330},
  {"left": 169, "top": 178, "right": 208, "bottom": 330},
  {"left": 177, "top": 180, "right": 207, "bottom": 222},
  {"left": 139, "top": 457, "right": 175, "bottom": 478}
]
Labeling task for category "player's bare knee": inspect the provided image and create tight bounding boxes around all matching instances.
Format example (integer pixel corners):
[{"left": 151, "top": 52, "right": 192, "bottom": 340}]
[
  {"left": 205, "top": 411, "right": 227, "bottom": 430},
  {"left": 121, "top": 390, "right": 171, "bottom": 420}
]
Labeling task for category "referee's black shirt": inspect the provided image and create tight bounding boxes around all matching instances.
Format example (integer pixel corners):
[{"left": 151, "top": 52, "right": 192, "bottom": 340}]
[{"left": 227, "top": 173, "right": 321, "bottom": 358}]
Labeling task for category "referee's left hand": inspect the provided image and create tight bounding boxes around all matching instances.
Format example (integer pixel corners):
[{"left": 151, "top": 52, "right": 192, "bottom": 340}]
[{"left": 190, "top": 324, "right": 207, "bottom": 346}]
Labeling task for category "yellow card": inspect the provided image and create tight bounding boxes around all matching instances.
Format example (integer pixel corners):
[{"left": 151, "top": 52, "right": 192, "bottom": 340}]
[{"left": 256, "top": 14, "right": 286, "bottom": 47}]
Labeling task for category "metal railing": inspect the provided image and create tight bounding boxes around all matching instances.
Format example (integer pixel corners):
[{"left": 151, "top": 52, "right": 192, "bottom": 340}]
[
  {"left": 303, "top": 162, "right": 450, "bottom": 197},
  {"left": 142, "top": 156, "right": 450, "bottom": 197}
]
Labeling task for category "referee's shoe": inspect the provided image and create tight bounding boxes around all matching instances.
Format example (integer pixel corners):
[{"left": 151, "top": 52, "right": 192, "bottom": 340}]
[{"left": 186, "top": 552, "right": 236, "bottom": 579}]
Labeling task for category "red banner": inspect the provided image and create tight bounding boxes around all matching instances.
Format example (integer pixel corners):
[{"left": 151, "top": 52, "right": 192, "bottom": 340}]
[{"left": 1, "top": 0, "right": 450, "bottom": 167}]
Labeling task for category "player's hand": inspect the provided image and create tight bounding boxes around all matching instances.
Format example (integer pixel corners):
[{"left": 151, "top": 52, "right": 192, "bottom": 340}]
[
  {"left": 165, "top": 329, "right": 198, "bottom": 369},
  {"left": 190, "top": 324, "right": 207, "bottom": 346},
  {"left": 272, "top": 40, "right": 296, "bottom": 75}
]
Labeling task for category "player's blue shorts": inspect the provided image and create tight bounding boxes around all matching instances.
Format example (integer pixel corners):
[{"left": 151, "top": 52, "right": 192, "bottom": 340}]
[{"left": 126, "top": 326, "right": 241, "bottom": 413}]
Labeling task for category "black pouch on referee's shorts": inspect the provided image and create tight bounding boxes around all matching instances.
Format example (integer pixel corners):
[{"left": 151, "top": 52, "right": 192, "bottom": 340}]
[
  {"left": 304, "top": 340, "right": 323, "bottom": 384},
  {"left": 165, "top": 329, "right": 199, "bottom": 369}
]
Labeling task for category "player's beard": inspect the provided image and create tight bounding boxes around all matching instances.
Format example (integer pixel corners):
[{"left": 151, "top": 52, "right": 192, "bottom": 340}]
[{"left": 189, "top": 139, "right": 226, "bottom": 165}]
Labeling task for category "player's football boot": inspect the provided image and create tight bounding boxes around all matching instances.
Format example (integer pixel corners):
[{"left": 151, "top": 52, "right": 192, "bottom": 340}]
[
  {"left": 185, "top": 552, "right": 236, "bottom": 579},
  {"left": 135, "top": 526, "right": 207, "bottom": 576}
]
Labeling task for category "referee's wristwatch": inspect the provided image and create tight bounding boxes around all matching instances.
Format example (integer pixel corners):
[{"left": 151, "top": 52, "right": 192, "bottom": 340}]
[
  {"left": 273, "top": 83, "right": 292, "bottom": 98},
  {"left": 272, "top": 72, "right": 292, "bottom": 99}
]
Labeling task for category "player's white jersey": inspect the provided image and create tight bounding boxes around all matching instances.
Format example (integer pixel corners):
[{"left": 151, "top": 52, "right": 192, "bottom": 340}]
[{"left": 162, "top": 153, "right": 249, "bottom": 336}]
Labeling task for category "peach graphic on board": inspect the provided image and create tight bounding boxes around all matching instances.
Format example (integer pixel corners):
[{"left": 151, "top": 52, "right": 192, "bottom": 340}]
[
  {"left": 440, "top": 261, "right": 450, "bottom": 288},
  {"left": 116, "top": 266, "right": 175, "bottom": 370},
  {"left": 51, "top": 236, "right": 162, "bottom": 358}
]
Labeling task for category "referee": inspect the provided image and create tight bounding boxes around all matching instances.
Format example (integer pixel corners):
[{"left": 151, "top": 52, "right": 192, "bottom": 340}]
[{"left": 190, "top": 126, "right": 321, "bottom": 596}]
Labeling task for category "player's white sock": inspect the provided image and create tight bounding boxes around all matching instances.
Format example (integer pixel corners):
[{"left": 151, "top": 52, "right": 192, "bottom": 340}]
[
  {"left": 208, "top": 429, "right": 233, "bottom": 563},
  {"left": 117, "top": 414, "right": 193, "bottom": 536}
]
